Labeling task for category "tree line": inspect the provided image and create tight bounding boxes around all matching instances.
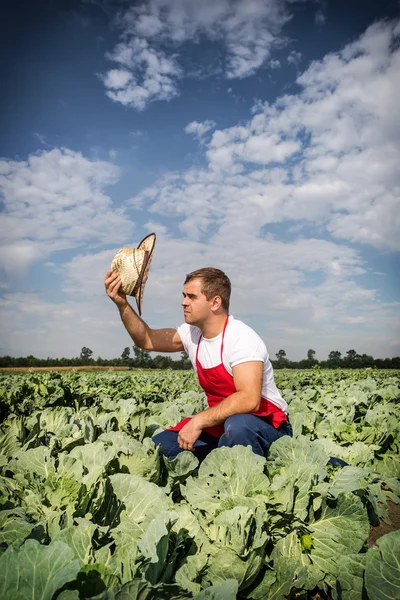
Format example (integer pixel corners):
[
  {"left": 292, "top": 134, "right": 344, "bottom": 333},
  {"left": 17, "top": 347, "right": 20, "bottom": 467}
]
[
  {"left": 273, "top": 348, "right": 400, "bottom": 369},
  {"left": 0, "top": 346, "right": 399, "bottom": 369}
]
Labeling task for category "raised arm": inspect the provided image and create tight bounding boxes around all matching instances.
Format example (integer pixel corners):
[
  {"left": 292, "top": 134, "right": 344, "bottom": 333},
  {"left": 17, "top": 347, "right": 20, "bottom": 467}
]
[{"left": 104, "top": 270, "right": 184, "bottom": 353}]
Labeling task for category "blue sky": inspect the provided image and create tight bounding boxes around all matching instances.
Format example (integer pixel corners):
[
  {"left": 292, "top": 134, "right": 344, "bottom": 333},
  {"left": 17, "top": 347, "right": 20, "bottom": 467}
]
[{"left": 0, "top": 0, "right": 399, "bottom": 361}]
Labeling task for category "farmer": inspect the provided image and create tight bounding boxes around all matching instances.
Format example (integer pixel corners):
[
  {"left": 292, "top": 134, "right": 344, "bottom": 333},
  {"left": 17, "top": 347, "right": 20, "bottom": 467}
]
[{"left": 105, "top": 265, "right": 292, "bottom": 462}]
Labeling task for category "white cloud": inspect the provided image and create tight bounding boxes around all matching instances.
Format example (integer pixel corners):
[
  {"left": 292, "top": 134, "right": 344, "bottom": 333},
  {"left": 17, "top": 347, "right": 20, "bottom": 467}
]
[
  {"left": 269, "top": 59, "right": 281, "bottom": 69},
  {"left": 1, "top": 226, "right": 398, "bottom": 360},
  {"left": 0, "top": 243, "right": 44, "bottom": 276},
  {"left": 2, "top": 18, "right": 399, "bottom": 362},
  {"left": 0, "top": 291, "right": 132, "bottom": 359},
  {"left": 102, "top": 0, "right": 306, "bottom": 109},
  {"left": 315, "top": 9, "right": 326, "bottom": 25},
  {"left": 101, "top": 68, "right": 132, "bottom": 89},
  {"left": 287, "top": 50, "right": 302, "bottom": 66},
  {"left": 184, "top": 120, "right": 216, "bottom": 139},
  {"left": 103, "top": 37, "right": 182, "bottom": 110},
  {"left": 33, "top": 133, "right": 47, "bottom": 145},
  {"left": 132, "top": 19, "right": 400, "bottom": 251},
  {"left": 0, "top": 148, "right": 133, "bottom": 273},
  {"left": 119, "top": 19, "right": 400, "bottom": 359},
  {"left": 22, "top": 227, "right": 395, "bottom": 360}
]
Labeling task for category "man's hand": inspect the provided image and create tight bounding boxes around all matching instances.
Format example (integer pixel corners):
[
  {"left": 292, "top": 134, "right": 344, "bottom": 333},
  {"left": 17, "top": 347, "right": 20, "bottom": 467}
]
[
  {"left": 104, "top": 270, "right": 128, "bottom": 309},
  {"left": 177, "top": 419, "right": 202, "bottom": 451}
]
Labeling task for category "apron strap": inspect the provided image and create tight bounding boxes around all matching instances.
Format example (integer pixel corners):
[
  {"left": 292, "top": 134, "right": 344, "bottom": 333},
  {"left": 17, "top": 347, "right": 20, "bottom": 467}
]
[{"left": 196, "top": 315, "right": 230, "bottom": 364}]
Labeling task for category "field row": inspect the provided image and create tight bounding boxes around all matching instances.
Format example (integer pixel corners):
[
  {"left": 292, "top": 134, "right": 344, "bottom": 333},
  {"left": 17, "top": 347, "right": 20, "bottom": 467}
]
[{"left": 0, "top": 369, "right": 399, "bottom": 599}]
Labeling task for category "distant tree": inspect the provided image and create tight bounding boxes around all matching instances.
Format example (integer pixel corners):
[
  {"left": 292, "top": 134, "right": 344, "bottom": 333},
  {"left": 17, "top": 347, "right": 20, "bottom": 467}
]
[
  {"left": 180, "top": 350, "right": 192, "bottom": 370},
  {"left": 307, "top": 349, "right": 316, "bottom": 361},
  {"left": 275, "top": 349, "right": 289, "bottom": 368},
  {"left": 80, "top": 347, "right": 93, "bottom": 361},
  {"left": 391, "top": 356, "right": 400, "bottom": 369},
  {"left": 132, "top": 344, "right": 151, "bottom": 367},
  {"left": 153, "top": 355, "right": 172, "bottom": 369},
  {"left": 327, "top": 350, "right": 342, "bottom": 368},
  {"left": 343, "top": 349, "right": 359, "bottom": 367},
  {"left": 121, "top": 347, "right": 130, "bottom": 361},
  {"left": 26, "top": 355, "right": 37, "bottom": 367},
  {"left": 305, "top": 349, "right": 318, "bottom": 366},
  {"left": 358, "top": 353, "right": 374, "bottom": 368}
]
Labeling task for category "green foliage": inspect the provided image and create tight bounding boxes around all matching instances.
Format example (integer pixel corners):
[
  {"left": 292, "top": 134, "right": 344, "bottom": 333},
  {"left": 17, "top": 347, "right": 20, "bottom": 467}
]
[{"left": 0, "top": 369, "right": 399, "bottom": 599}]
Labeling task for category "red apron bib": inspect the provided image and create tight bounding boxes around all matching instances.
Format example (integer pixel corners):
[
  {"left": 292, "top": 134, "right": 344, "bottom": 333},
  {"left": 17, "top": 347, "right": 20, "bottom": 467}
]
[{"left": 169, "top": 316, "right": 287, "bottom": 438}]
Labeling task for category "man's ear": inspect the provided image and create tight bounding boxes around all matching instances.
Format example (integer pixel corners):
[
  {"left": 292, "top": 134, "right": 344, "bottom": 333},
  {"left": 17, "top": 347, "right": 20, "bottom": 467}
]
[{"left": 210, "top": 295, "right": 222, "bottom": 311}]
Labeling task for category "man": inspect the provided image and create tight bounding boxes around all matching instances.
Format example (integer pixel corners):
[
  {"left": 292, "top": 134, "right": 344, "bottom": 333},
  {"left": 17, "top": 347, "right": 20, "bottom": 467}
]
[{"left": 104, "top": 266, "right": 292, "bottom": 462}]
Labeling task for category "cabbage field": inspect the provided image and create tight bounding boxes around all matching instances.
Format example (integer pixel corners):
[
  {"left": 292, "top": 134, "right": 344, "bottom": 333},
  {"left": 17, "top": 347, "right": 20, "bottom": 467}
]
[{"left": 0, "top": 369, "right": 399, "bottom": 600}]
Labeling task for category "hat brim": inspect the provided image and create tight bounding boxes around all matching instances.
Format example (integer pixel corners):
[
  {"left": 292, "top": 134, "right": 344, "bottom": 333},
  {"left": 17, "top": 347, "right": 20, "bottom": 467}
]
[{"left": 133, "top": 233, "right": 156, "bottom": 315}]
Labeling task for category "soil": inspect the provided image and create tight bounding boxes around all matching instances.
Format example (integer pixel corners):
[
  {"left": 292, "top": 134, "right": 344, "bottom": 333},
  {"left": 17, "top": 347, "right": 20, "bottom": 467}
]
[{"left": 367, "top": 500, "right": 400, "bottom": 547}]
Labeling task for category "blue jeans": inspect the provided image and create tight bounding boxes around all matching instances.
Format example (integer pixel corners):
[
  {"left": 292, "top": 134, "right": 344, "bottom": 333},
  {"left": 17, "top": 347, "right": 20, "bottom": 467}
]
[{"left": 152, "top": 413, "right": 293, "bottom": 462}]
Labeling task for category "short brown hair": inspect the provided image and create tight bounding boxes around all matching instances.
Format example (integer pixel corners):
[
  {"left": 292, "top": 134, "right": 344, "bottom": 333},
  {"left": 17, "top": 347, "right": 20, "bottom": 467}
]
[{"left": 184, "top": 267, "right": 231, "bottom": 312}]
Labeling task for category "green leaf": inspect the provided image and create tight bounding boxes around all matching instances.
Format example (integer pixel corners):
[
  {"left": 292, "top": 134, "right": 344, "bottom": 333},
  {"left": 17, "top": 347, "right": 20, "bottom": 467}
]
[
  {"left": 115, "top": 578, "right": 192, "bottom": 599},
  {"left": 194, "top": 579, "right": 239, "bottom": 599},
  {"left": 300, "top": 534, "right": 313, "bottom": 552},
  {"left": 204, "top": 545, "right": 264, "bottom": 591},
  {"left": 267, "top": 436, "right": 329, "bottom": 520},
  {"left": 0, "top": 508, "right": 34, "bottom": 545},
  {"left": 98, "top": 430, "right": 141, "bottom": 454},
  {"left": 336, "top": 553, "right": 366, "bottom": 600},
  {"left": 118, "top": 437, "right": 161, "bottom": 484},
  {"left": 0, "top": 416, "right": 24, "bottom": 457},
  {"left": 70, "top": 441, "right": 116, "bottom": 489},
  {"left": 0, "top": 539, "right": 81, "bottom": 600},
  {"left": 309, "top": 493, "right": 369, "bottom": 580},
  {"left": 110, "top": 473, "right": 171, "bottom": 540},
  {"left": 207, "top": 506, "right": 267, "bottom": 556},
  {"left": 271, "top": 533, "right": 323, "bottom": 592},
  {"left": 138, "top": 511, "right": 178, "bottom": 585},
  {"left": 327, "top": 466, "right": 370, "bottom": 498},
  {"left": 52, "top": 517, "right": 97, "bottom": 562},
  {"left": 11, "top": 447, "right": 55, "bottom": 479},
  {"left": 175, "top": 551, "right": 208, "bottom": 596},
  {"left": 365, "top": 529, "right": 400, "bottom": 600},
  {"left": 182, "top": 446, "right": 269, "bottom": 517},
  {"left": 57, "top": 591, "right": 80, "bottom": 600},
  {"left": 266, "top": 556, "right": 299, "bottom": 600},
  {"left": 163, "top": 450, "right": 199, "bottom": 492}
]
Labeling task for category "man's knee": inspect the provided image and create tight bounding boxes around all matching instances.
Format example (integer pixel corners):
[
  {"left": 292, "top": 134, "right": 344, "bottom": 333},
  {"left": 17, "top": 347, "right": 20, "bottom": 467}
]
[
  {"left": 221, "top": 414, "right": 255, "bottom": 445},
  {"left": 219, "top": 414, "right": 290, "bottom": 455},
  {"left": 152, "top": 430, "right": 181, "bottom": 460}
]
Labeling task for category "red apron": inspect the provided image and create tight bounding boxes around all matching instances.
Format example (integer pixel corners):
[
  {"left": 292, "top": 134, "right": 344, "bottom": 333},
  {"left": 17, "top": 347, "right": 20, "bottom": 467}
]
[{"left": 169, "top": 316, "right": 287, "bottom": 438}]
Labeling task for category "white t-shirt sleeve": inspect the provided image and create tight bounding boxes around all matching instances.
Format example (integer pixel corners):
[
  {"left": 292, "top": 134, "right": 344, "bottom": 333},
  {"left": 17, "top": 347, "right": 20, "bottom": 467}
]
[
  {"left": 228, "top": 325, "right": 268, "bottom": 368},
  {"left": 176, "top": 323, "right": 190, "bottom": 353},
  {"left": 176, "top": 323, "right": 201, "bottom": 353}
]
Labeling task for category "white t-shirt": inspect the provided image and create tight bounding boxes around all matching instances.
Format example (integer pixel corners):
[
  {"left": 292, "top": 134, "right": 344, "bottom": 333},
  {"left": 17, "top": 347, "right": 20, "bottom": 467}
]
[{"left": 177, "top": 315, "right": 287, "bottom": 412}]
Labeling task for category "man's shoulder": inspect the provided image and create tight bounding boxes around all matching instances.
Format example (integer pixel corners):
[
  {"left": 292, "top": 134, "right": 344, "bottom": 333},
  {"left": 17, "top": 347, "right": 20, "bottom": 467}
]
[
  {"left": 227, "top": 316, "right": 265, "bottom": 345},
  {"left": 225, "top": 316, "right": 268, "bottom": 363},
  {"left": 228, "top": 316, "right": 261, "bottom": 338},
  {"left": 177, "top": 322, "right": 202, "bottom": 346}
]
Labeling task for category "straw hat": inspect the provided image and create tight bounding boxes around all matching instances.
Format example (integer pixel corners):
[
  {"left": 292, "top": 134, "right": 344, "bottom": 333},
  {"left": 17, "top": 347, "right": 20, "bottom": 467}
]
[{"left": 111, "top": 233, "right": 156, "bottom": 315}]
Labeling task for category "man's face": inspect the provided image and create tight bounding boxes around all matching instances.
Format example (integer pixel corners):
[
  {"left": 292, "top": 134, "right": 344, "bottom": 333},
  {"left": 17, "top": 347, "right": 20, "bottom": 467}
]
[{"left": 181, "top": 278, "right": 213, "bottom": 326}]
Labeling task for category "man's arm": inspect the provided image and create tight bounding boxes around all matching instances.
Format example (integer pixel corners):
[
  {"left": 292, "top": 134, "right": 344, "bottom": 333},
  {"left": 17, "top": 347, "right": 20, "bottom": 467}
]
[
  {"left": 105, "top": 270, "right": 184, "bottom": 353},
  {"left": 177, "top": 361, "right": 263, "bottom": 450}
]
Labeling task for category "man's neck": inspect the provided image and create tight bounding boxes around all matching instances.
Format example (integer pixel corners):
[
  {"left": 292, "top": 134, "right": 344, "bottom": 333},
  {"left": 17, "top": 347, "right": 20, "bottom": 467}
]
[{"left": 200, "top": 313, "right": 229, "bottom": 339}]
